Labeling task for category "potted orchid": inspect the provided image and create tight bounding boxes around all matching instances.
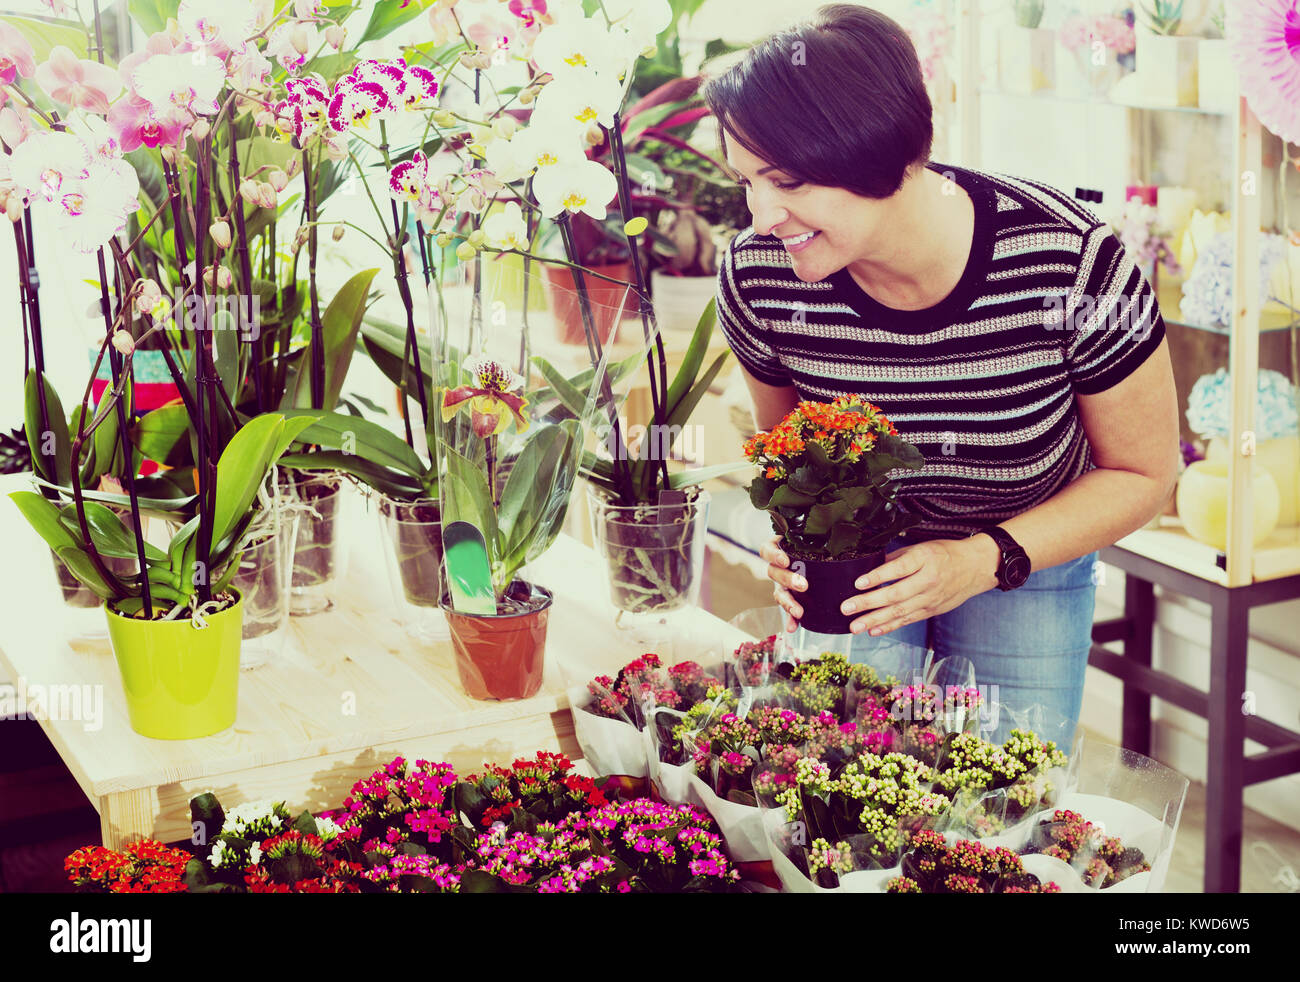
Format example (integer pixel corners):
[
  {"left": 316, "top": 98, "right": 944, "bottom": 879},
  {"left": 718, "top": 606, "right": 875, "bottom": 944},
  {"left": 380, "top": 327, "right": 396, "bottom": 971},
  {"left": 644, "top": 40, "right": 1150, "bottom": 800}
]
[{"left": 744, "top": 395, "right": 924, "bottom": 635}]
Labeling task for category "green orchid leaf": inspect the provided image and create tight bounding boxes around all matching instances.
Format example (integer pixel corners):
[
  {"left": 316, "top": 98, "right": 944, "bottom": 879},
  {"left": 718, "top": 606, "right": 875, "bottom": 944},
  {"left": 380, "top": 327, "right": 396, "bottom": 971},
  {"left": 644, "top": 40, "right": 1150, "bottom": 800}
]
[
  {"left": 281, "top": 410, "right": 425, "bottom": 478},
  {"left": 56, "top": 501, "right": 167, "bottom": 563},
  {"left": 24, "top": 372, "right": 71, "bottom": 487},
  {"left": 132, "top": 403, "right": 195, "bottom": 469}
]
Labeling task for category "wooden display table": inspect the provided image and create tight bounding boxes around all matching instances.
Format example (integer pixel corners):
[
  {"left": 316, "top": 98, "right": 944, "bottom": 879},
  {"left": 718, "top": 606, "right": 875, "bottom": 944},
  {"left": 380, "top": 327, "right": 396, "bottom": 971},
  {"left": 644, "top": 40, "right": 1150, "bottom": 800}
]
[{"left": 0, "top": 474, "right": 748, "bottom": 849}]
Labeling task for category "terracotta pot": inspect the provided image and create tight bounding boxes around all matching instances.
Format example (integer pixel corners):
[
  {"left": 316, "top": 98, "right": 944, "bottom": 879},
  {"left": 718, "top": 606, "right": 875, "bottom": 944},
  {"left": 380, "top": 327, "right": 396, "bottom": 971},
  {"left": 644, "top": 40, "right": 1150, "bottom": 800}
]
[
  {"left": 541, "top": 261, "right": 632, "bottom": 346},
  {"left": 441, "top": 581, "right": 552, "bottom": 700},
  {"left": 794, "top": 550, "right": 888, "bottom": 635}
]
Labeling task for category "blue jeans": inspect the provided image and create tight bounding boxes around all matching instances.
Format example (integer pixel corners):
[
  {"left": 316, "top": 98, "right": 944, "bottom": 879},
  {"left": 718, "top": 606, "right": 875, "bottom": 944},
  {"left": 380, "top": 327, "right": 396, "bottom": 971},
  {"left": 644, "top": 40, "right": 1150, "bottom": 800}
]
[{"left": 842, "top": 536, "right": 1099, "bottom": 749}]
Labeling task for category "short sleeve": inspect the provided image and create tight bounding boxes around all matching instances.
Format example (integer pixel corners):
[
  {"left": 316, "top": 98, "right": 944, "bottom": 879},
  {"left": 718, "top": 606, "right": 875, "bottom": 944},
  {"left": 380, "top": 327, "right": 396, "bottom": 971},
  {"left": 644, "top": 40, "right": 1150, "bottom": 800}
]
[
  {"left": 714, "top": 236, "right": 791, "bottom": 386},
  {"left": 1063, "top": 225, "right": 1166, "bottom": 395}
]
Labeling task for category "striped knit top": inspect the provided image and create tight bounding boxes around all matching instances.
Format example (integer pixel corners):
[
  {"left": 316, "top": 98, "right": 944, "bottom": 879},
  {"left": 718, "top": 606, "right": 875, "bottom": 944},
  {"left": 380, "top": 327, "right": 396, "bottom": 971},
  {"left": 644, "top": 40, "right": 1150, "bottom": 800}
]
[{"left": 715, "top": 162, "right": 1166, "bottom": 541}]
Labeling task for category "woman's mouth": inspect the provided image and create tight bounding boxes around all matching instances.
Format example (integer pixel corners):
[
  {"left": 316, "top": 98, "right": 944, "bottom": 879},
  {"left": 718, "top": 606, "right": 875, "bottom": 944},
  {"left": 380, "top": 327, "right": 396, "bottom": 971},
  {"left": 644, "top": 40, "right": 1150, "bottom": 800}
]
[{"left": 781, "top": 230, "right": 819, "bottom": 253}]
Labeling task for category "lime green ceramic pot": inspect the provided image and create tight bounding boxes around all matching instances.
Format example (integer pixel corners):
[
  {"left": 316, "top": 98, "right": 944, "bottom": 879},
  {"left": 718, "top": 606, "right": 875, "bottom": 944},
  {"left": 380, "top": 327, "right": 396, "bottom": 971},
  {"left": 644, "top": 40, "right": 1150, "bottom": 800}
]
[{"left": 104, "top": 591, "right": 243, "bottom": 739}]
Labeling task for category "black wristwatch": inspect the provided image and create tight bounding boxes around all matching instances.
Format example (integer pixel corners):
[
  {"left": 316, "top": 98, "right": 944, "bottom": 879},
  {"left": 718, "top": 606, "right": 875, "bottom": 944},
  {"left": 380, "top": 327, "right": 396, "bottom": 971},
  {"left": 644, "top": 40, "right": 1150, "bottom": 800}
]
[{"left": 973, "top": 526, "right": 1032, "bottom": 591}]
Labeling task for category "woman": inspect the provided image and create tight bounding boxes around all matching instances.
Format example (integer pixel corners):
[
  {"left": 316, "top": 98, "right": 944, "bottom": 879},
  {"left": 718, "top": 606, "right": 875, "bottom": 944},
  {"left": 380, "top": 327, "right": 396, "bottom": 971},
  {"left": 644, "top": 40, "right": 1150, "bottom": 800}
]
[{"left": 701, "top": 4, "right": 1180, "bottom": 738}]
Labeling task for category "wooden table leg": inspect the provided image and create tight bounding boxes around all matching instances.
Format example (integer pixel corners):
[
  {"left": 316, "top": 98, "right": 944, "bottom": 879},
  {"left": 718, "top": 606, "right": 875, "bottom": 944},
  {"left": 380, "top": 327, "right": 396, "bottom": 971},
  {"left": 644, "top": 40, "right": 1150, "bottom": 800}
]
[
  {"left": 99, "top": 789, "right": 158, "bottom": 850},
  {"left": 1204, "top": 587, "right": 1248, "bottom": 893},
  {"left": 1122, "top": 574, "right": 1155, "bottom": 756}
]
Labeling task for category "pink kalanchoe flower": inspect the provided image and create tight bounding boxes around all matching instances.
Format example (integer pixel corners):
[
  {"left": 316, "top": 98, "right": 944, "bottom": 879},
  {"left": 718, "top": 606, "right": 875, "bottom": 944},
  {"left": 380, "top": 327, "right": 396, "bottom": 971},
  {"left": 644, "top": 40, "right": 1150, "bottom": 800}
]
[
  {"left": 34, "top": 46, "right": 123, "bottom": 115},
  {"left": 0, "top": 23, "right": 35, "bottom": 85}
]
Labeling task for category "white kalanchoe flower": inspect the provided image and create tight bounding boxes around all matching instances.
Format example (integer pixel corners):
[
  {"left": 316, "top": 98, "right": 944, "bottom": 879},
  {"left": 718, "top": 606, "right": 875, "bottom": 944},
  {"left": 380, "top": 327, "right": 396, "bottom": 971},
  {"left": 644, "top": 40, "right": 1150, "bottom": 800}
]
[
  {"left": 248, "top": 842, "right": 262, "bottom": 865},
  {"left": 532, "top": 157, "right": 618, "bottom": 219},
  {"left": 315, "top": 815, "right": 343, "bottom": 842},
  {"left": 482, "top": 202, "right": 528, "bottom": 250},
  {"left": 209, "top": 840, "right": 228, "bottom": 868}
]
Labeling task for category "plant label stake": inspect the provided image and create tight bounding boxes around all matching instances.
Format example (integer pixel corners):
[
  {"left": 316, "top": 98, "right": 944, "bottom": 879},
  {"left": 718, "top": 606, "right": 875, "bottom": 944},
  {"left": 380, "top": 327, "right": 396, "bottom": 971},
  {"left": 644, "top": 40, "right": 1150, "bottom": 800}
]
[{"left": 443, "top": 521, "right": 495, "bottom": 615}]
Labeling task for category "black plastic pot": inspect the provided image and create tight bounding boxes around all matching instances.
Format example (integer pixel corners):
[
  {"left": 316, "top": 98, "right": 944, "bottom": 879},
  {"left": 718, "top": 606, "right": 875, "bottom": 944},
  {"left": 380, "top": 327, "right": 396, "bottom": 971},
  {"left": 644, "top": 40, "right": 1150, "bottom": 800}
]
[{"left": 794, "top": 550, "right": 888, "bottom": 635}]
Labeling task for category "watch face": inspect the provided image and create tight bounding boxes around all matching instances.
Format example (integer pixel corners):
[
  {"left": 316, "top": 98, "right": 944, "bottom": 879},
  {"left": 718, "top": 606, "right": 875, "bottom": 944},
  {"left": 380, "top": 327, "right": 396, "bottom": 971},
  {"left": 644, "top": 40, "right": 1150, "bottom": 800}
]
[{"left": 1003, "top": 553, "right": 1032, "bottom": 588}]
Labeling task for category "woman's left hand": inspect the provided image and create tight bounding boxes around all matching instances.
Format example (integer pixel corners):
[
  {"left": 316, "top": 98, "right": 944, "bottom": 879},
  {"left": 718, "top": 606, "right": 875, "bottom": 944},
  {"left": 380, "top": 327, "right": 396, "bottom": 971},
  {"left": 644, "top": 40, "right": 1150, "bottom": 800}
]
[{"left": 842, "top": 537, "right": 1000, "bottom": 636}]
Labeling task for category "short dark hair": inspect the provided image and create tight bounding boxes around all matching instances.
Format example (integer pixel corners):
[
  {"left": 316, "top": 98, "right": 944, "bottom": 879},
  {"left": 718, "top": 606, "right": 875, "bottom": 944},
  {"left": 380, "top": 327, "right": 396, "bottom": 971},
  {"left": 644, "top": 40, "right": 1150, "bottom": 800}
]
[{"left": 701, "top": 4, "right": 932, "bottom": 199}]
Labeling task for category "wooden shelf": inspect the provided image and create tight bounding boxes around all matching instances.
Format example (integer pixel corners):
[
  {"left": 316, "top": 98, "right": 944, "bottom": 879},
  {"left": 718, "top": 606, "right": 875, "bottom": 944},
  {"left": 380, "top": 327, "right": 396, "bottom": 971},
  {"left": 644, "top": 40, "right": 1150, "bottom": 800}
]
[{"left": 1115, "top": 518, "right": 1300, "bottom": 584}]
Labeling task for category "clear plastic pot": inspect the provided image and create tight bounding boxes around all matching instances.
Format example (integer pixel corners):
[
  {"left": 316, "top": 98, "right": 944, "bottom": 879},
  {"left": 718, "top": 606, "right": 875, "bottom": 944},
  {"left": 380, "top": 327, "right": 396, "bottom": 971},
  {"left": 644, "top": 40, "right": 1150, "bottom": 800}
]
[
  {"left": 232, "top": 506, "right": 298, "bottom": 670},
  {"left": 377, "top": 494, "right": 448, "bottom": 642},
  {"left": 286, "top": 471, "right": 344, "bottom": 616},
  {"left": 588, "top": 486, "right": 711, "bottom": 635}
]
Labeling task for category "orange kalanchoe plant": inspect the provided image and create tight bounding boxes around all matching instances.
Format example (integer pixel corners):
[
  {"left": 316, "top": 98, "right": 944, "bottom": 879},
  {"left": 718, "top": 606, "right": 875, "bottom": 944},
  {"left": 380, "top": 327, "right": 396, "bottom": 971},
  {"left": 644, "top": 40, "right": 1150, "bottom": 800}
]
[{"left": 744, "top": 395, "right": 924, "bottom": 558}]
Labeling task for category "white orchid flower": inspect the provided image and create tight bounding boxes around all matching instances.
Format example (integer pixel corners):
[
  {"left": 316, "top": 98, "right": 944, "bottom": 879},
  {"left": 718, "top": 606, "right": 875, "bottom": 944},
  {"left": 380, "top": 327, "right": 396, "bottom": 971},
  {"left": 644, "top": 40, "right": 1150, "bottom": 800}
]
[
  {"left": 484, "top": 135, "right": 532, "bottom": 184},
  {"left": 509, "top": 124, "right": 584, "bottom": 175},
  {"left": 133, "top": 52, "right": 225, "bottom": 116},
  {"left": 482, "top": 202, "right": 529, "bottom": 250},
  {"left": 603, "top": 0, "right": 672, "bottom": 52},
  {"left": 531, "top": 68, "right": 622, "bottom": 131},
  {"left": 177, "top": 0, "right": 256, "bottom": 52},
  {"left": 531, "top": 15, "right": 628, "bottom": 79},
  {"left": 532, "top": 158, "right": 618, "bottom": 219}
]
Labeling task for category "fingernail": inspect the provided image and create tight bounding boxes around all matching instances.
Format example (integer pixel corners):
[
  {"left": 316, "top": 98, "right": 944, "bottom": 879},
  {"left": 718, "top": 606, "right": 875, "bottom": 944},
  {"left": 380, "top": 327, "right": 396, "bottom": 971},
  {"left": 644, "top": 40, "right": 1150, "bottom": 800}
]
[
  {"left": 856, "top": 576, "right": 870, "bottom": 589},
  {"left": 778, "top": 554, "right": 788, "bottom": 568},
  {"left": 841, "top": 602, "right": 854, "bottom": 615},
  {"left": 793, "top": 576, "right": 806, "bottom": 590}
]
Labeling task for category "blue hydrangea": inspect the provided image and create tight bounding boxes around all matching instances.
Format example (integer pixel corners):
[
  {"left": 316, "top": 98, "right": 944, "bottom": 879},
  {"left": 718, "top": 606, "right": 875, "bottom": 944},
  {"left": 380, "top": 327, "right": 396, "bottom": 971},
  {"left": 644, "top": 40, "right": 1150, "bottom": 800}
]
[
  {"left": 1180, "top": 231, "right": 1287, "bottom": 329},
  {"left": 1186, "top": 367, "right": 1299, "bottom": 440}
]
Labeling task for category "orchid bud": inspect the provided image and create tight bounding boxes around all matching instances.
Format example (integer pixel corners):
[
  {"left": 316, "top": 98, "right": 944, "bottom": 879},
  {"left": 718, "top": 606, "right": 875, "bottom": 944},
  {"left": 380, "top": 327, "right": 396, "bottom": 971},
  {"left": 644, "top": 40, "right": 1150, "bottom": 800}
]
[
  {"left": 332, "top": 224, "right": 345, "bottom": 242},
  {"left": 455, "top": 241, "right": 476, "bottom": 261},
  {"left": 517, "top": 86, "right": 536, "bottom": 106},
  {"left": 468, "top": 229, "right": 485, "bottom": 248},
  {"left": 291, "top": 26, "right": 310, "bottom": 56},
  {"left": 135, "top": 280, "right": 162, "bottom": 314},
  {"left": 267, "top": 168, "right": 290, "bottom": 192},
  {"left": 433, "top": 110, "right": 456, "bottom": 129},
  {"left": 210, "top": 220, "right": 232, "bottom": 250},
  {"left": 285, "top": 156, "right": 302, "bottom": 178},
  {"left": 256, "top": 182, "right": 278, "bottom": 209},
  {"left": 491, "top": 115, "right": 520, "bottom": 140},
  {"left": 294, "top": 0, "right": 319, "bottom": 18},
  {"left": 5, "top": 195, "right": 23, "bottom": 223},
  {"left": 469, "top": 190, "right": 486, "bottom": 211},
  {"left": 458, "top": 51, "right": 478, "bottom": 70},
  {"left": 111, "top": 330, "right": 135, "bottom": 357},
  {"left": 254, "top": 109, "right": 274, "bottom": 128},
  {"left": 436, "top": 232, "right": 451, "bottom": 248},
  {"left": 239, "top": 179, "right": 260, "bottom": 203},
  {"left": 325, "top": 25, "right": 346, "bottom": 49},
  {"left": 216, "top": 266, "right": 233, "bottom": 290},
  {"left": 293, "top": 225, "right": 309, "bottom": 251},
  {"left": 161, "top": 145, "right": 179, "bottom": 164},
  {"left": 202, "top": 266, "right": 216, "bottom": 289},
  {"left": 190, "top": 119, "right": 211, "bottom": 142}
]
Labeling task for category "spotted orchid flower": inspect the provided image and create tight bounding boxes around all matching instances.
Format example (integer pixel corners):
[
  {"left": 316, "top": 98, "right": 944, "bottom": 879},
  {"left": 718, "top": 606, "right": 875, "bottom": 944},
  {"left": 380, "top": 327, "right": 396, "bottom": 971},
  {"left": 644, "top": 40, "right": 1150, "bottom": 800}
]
[
  {"left": 441, "top": 356, "right": 530, "bottom": 439},
  {"left": 282, "top": 74, "right": 331, "bottom": 143},
  {"left": 327, "top": 79, "right": 393, "bottom": 132},
  {"left": 350, "top": 60, "right": 405, "bottom": 105},
  {"left": 400, "top": 65, "right": 439, "bottom": 110},
  {"left": 388, "top": 151, "right": 428, "bottom": 204}
]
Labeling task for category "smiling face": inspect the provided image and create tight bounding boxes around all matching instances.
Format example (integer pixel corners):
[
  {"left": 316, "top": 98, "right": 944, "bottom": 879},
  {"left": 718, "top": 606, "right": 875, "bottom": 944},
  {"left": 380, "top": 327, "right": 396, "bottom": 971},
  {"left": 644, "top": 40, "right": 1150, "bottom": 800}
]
[{"left": 723, "top": 132, "right": 900, "bottom": 284}]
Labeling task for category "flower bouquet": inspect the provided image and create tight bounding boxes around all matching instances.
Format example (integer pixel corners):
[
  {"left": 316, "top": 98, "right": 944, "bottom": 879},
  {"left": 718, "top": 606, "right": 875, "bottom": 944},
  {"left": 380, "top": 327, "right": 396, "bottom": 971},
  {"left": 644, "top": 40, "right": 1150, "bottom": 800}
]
[
  {"left": 885, "top": 829, "right": 1061, "bottom": 893},
  {"left": 1019, "top": 808, "right": 1151, "bottom": 890},
  {"left": 744, "top": 395, "right": 923, "bottom": 634}
]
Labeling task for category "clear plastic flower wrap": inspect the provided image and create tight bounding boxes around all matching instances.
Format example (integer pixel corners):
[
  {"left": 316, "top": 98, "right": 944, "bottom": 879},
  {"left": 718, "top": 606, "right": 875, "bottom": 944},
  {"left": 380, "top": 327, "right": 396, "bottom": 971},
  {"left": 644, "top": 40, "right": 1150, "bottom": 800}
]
[
  {"left": 1016, "top": 735, "right": 1189, "bottom": 892},
  {"left": 933, "top": 703, "right": 1075, "bottom": 843}
]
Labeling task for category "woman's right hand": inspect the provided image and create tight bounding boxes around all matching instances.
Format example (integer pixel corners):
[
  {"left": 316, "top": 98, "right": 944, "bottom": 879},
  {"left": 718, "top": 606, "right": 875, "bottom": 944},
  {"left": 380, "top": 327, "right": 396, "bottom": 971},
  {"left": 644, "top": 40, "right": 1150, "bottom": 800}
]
[{"left": 760, "top": 536, "right": 806, "bottom": 633}]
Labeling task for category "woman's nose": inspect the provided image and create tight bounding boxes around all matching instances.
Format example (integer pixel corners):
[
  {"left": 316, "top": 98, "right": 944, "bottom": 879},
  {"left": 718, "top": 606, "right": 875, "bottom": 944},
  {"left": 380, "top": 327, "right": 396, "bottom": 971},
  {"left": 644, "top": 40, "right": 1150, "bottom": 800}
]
[{"left": 747, "top": 191, "right": 788, "bottom": 237}]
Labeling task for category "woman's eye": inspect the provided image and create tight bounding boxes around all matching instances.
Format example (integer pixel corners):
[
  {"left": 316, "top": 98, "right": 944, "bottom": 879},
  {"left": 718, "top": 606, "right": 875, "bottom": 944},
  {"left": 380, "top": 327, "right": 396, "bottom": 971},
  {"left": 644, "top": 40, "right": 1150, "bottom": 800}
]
[{"left": 773, "top": 180, "right": 803, "bottom": 191}]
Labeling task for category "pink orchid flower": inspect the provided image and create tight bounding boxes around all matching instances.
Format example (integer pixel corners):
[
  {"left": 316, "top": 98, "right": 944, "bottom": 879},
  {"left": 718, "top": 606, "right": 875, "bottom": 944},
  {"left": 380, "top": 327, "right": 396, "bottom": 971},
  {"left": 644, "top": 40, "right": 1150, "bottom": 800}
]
[
  {"left": 34, "top": 46, "right": 123, "bottom": 115},
  {"left": 0, "top": 23, "right": 35, "bottom": 85},
  {"left": 108, "top": 96, "right": 186, "bottom": 152}
]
